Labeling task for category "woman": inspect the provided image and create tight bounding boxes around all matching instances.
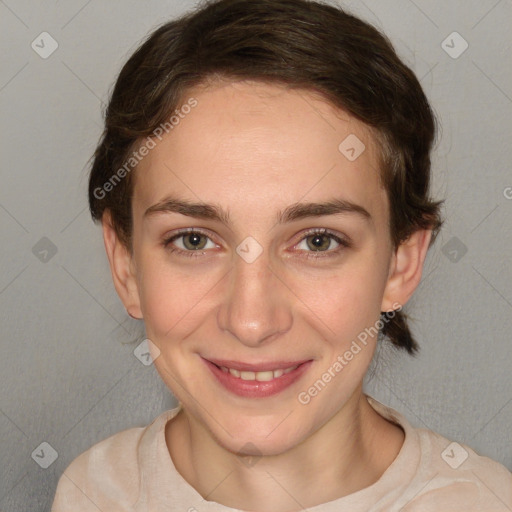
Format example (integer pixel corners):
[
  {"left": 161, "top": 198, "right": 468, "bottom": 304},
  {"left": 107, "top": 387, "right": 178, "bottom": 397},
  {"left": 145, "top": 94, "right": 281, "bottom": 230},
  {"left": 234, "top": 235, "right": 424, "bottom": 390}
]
[{"left": 52, "top": 0, "right": 512, "bottom": 510}]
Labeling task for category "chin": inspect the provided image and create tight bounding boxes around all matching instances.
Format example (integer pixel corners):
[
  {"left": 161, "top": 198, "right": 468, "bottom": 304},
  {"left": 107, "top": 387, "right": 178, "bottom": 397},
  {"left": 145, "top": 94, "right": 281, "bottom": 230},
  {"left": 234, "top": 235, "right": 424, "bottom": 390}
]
[{"left": 211, "top": 417, "right": 308, "bottom": 458}]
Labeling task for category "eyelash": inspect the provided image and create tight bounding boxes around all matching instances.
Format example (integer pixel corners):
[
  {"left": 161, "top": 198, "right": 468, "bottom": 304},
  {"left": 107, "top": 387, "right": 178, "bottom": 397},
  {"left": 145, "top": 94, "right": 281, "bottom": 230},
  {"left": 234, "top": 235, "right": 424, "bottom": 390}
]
[{"left": 161, "top": 228, "right": 351, "bottom": 260}]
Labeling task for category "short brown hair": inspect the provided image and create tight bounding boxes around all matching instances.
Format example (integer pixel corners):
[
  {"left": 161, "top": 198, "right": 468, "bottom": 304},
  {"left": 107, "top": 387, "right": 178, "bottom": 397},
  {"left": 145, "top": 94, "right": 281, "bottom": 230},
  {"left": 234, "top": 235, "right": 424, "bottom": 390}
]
[{"left": 88, "top": 0, "right": 444, "bottom": 354}]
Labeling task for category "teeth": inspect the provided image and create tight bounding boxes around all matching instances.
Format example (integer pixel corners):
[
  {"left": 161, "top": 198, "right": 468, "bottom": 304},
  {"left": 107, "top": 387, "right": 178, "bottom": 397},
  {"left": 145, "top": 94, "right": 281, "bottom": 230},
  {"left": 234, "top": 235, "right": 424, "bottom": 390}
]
[
  {"left": 253, "top": 371, "right": 274, "bottom": 381},
  {"left": 222, "top": 364, "right": 299, "bottom": 381}
]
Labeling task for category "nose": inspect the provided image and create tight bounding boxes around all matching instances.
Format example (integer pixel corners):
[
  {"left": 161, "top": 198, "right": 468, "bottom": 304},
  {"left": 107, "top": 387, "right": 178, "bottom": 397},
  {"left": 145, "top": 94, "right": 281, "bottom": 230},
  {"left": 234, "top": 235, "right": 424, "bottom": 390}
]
[{"left": 217, "top": 249, "right": 293, "bottom": 348}]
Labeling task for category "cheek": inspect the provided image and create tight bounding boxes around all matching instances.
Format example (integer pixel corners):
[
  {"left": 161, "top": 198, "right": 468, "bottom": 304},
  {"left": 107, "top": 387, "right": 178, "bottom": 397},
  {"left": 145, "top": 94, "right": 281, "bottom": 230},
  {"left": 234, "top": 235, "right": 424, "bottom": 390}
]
[
  {"left": 290, "top": 258, "right": 386, "bottom": 342},
  {"left": 138, "top": 258, "right": 210, "bottom": 389},
  {"left": 137, "top": 254, "right": 220, "bottom": 338}
]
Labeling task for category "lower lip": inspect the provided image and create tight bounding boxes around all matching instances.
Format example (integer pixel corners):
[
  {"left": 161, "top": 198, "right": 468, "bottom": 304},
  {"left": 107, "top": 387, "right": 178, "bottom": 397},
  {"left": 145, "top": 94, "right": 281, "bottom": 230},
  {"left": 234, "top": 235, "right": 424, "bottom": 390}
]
[{"left": 203, "top": 358, "right": 313, "bottom": 398}]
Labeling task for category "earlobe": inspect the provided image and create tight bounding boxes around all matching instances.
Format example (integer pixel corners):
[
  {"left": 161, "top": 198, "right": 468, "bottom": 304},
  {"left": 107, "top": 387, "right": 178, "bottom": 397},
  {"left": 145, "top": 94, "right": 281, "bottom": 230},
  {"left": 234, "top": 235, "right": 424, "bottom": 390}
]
[
  {"left": 381, "top": 229, "right": 432, "bottom": 312},
  {"left": 102, "top": 211, "right": 143, "bottom": 319}
]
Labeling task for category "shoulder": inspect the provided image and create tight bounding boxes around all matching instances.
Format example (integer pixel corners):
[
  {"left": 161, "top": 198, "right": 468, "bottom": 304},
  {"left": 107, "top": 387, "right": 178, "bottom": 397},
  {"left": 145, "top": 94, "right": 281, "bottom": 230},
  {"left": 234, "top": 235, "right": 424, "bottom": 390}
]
[
  {"left": 405, "top": 427, "right": 512, "bottom": 511},
  {"left": 365, "top": 396, "right": 512, "bottom": 511},
  {"left": 51, "top": 426, "right": 145, "bottom": 511},
  {"left": 51, "top": 409, "right": 177, "bottom": 512}
]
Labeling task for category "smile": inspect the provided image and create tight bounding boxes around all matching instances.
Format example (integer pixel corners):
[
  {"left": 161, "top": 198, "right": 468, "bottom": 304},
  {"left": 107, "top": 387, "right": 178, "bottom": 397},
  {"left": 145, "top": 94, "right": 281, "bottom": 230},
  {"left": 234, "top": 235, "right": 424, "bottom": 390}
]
[
  {"left": 218, "top": 364, "right": 300, "bottom": 381},
  {"left": 202, "top": 357, "right": 313, "bottom": 398}
]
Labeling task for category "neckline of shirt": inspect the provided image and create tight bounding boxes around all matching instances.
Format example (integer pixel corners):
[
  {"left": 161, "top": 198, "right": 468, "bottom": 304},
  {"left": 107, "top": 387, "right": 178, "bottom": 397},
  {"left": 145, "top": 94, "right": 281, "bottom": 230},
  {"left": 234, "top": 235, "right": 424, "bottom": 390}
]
[{"left": 135, "top": 394, "right": 421, "bottom": 511}]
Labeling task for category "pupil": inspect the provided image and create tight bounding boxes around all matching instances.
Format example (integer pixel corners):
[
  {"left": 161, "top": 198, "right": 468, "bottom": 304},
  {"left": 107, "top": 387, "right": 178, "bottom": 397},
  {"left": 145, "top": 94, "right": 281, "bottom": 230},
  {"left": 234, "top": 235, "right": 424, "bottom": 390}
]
[
  {"left": 186, "top": 233, "right": 204, "bottom": 249},
  {"left": 310, "top": 234, "right": 328, "bottom": 251}
]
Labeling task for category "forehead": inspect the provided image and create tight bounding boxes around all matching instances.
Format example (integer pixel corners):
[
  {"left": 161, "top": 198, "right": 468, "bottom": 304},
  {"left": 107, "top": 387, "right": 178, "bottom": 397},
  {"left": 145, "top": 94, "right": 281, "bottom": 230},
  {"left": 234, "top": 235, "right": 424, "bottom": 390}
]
[{"left": 133, "top": 80, "right": 388, "bottom": 228}]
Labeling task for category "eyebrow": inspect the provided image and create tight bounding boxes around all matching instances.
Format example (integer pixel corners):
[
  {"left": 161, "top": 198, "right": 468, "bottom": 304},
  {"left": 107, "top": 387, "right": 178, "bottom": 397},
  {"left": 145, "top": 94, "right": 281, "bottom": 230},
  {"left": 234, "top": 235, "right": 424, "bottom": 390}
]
[{"left": 144, "top": 196, "right": 372, "bottom": 225}]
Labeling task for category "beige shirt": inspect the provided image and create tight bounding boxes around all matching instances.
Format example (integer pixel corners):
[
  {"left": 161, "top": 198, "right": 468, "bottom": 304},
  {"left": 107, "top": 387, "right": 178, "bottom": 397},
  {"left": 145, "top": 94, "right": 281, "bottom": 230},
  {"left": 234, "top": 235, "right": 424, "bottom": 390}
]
[{"left": 51, "top": 395, "right": 512, "bottom": 511}]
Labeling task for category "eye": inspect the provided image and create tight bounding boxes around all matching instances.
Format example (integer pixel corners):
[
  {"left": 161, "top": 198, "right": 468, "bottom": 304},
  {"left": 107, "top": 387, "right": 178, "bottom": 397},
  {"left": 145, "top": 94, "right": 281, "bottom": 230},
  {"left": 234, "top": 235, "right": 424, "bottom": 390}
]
[
  {"left": 162, "top": 229, "right": 217, "bottom": 258},
  {"left": 294, "top": 228, "right": 351, "bottom": 259},
  {"left": 162, "top": 227, "right": 351, "bottom": 260}
]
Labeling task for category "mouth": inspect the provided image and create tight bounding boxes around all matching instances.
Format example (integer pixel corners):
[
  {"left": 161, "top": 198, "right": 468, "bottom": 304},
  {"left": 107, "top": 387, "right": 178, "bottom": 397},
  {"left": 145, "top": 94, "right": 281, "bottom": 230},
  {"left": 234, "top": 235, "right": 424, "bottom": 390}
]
[{"left": 202, "top": 357, "right": 313, "bottom": 398}]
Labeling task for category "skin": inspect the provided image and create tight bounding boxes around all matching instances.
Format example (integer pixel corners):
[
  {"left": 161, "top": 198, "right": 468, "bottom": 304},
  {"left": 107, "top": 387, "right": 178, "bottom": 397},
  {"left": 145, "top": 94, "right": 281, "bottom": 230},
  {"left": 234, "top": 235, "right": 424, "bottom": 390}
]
[{"left": 103, "top": 79, "right": 432, "bottom": 511}]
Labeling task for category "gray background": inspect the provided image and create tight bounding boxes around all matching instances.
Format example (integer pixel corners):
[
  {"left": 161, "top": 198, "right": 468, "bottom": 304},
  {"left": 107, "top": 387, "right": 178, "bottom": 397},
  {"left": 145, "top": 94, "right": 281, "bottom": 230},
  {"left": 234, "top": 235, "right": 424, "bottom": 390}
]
[{"left": 1, "top": 0, "right": 511, "bottom": 510}]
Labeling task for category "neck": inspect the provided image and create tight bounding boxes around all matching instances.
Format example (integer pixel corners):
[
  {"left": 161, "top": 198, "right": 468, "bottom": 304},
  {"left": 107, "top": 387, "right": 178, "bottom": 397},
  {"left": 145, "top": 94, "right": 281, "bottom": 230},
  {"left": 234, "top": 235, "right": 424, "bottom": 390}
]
[{"left": 166, "top": 389, "right": 404, "bottom": 512}]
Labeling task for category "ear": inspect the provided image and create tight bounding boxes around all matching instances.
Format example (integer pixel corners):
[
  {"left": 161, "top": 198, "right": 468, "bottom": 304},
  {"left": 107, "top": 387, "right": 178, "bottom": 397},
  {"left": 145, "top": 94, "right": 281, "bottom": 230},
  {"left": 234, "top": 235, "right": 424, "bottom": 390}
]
[
  {"left": 102, "top": 211, "right": 142, "bottom": 319},
  {"left": 381, "top": 229, "right": 432, "bottom": 312}
]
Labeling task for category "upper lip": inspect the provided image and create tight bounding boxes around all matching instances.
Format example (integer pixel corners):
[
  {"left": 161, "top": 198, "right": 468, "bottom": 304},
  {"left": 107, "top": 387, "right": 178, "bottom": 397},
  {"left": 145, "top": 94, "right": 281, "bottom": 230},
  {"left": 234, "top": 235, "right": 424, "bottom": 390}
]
[{"left": 203, "top": 357, "right": 312, "bottom": 372}]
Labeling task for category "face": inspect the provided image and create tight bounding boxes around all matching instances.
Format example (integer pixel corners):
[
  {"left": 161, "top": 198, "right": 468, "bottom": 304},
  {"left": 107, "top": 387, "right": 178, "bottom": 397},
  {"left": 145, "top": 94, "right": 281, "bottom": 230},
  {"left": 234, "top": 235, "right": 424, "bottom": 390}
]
[{"left": 116, "top": 80, "right": 408, "bottom": 456}]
